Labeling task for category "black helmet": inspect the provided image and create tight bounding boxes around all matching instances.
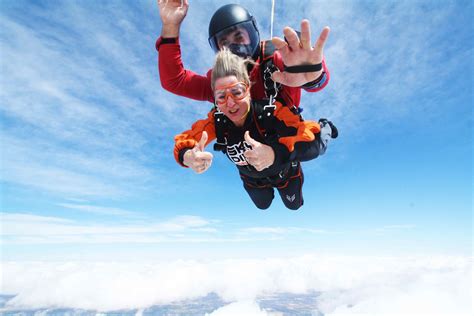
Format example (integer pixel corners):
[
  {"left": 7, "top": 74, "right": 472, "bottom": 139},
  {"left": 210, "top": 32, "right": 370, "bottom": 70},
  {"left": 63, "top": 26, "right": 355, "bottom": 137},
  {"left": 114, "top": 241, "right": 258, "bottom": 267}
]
[{"left": 208, "top": 4, "right": 260, "bottom": 58}]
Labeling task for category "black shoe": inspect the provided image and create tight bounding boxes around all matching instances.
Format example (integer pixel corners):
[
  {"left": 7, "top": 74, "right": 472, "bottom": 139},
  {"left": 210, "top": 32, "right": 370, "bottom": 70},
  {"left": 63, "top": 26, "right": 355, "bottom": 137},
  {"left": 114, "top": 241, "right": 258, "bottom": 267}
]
[{"left": 319, "top": 118, "right": 339, "bottom": 139}]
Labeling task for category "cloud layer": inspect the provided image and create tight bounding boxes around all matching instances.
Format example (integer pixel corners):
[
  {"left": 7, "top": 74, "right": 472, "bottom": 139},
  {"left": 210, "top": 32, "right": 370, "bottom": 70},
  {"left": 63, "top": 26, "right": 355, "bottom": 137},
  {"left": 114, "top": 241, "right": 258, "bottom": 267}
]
[{"left": 1, "top": 255, "right": 471, "bottom": 315}]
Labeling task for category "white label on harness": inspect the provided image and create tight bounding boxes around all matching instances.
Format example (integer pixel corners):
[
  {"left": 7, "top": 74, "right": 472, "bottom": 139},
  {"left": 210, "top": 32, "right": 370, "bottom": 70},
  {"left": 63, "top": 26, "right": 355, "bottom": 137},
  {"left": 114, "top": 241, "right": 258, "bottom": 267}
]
[{"left": 226, "top": 141, "right": 252, "bottom": 166}]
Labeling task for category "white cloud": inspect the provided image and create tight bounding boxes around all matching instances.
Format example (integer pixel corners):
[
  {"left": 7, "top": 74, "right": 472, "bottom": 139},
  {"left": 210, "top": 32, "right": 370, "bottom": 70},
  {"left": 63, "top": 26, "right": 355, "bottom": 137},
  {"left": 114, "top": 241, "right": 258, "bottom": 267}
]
[
  {"left": 206, "top": 300, "right": 269, "bottom": 316},
  {"left": 298, "top": 0, "right": 471, "bottom": 136},
  {"left": 0, "top": 255, "right": 471, "bottom": 314},
  {"left": 0, "top": 213, "right": 73, "bottom": 224},
  {"left": 0, "top": 212, "right": 216, "bottom": 244},
  {"left": 57, "top": 203, "right": 140, "bottom": 217},
  {"left": 0, "top": 211, "right": 417, "bottom": 246},
  {"left": 324, "top": 265, "right": 471, "bottom": 316},
  {"left": 241, "top": 227, "right": 290, "bottom": 234},
  {"left": 0, "top": 133, "right": 157, "bottom": 198},
  {"left": 0, "top": 3, "right": 180, "bottom": 198},
  {"left": 241, "top": 226, "right": 329, "bottom": 235},
  {"left": 0, "top": 212, "right": 282, "bottom": 246},
  {"left": 374, "top": 224, "right": 416, "bottom": 232}
]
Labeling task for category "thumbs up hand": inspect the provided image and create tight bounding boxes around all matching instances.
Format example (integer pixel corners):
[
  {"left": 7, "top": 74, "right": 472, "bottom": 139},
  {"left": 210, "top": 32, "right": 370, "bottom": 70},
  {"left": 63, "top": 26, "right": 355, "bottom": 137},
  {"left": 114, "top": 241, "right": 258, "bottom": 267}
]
[
  {"left": 243, "top": 131, "right": 275, "bottom": 171},
  {"left": 183, "top": 131, "right": 213, "bottom": 174}
]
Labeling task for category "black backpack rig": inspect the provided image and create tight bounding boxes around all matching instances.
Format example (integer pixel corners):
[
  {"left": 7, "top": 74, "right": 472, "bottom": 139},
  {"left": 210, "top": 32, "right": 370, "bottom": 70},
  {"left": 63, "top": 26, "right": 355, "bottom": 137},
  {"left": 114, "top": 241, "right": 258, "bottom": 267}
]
[{"left": 213, "top": 99, "right": 281, "bottom": 153}]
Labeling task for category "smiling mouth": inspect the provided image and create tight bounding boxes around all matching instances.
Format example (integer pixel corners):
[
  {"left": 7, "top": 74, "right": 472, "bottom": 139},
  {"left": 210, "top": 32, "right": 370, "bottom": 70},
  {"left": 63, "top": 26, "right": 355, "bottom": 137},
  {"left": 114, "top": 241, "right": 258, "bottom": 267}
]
[{"left": 229, "top": 108, "right": 239, "bottom": 114}]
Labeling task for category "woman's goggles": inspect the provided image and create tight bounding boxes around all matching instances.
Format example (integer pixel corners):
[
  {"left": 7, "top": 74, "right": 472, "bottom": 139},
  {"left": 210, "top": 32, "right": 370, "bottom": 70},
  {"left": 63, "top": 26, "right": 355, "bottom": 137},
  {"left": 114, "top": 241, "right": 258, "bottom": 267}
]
[{"left": 214, "top": 82, "right": 249, "bottom": 105}]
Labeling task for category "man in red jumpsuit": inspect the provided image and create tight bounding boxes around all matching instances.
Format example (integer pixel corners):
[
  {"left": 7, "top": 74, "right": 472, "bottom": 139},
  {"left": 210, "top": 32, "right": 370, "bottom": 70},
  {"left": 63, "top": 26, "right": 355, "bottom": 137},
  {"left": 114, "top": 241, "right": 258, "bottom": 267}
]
[{"left": 156, "top": 0, "right": 331, "bottom": 107}]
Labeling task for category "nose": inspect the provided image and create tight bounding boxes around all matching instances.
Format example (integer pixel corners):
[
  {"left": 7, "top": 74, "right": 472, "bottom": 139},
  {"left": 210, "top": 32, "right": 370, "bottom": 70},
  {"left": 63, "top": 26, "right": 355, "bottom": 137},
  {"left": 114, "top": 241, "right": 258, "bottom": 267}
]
[{"left": 225, "top": 96, "right": 237, "bottom": 107}]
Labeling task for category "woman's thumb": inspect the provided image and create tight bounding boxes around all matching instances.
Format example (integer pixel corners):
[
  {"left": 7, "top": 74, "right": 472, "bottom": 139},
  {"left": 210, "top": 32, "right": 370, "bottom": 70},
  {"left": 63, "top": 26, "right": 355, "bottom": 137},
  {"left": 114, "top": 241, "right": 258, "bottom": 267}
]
[{"left": 197, "top": 131, "right": 208, "bottom": 151}]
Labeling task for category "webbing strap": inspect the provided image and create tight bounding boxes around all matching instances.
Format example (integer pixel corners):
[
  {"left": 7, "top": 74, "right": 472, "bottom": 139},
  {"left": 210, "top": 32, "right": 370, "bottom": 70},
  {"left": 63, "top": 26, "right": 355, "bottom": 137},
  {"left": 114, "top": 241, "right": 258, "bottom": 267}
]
[
  {"left": 213, "top": 110, "right": 228, "bottom": 152},
  {"left": 260, "top": 40, "right": 281, "bottom": 101},
  {"left": 284, "top": 63, "right": 323, "bottom": 73},
  {"left": 253, "top": 100, "right": 277, "bottom": 141},
  {"left": 262, "top": 61, "right": 280, "bottom": 100}
]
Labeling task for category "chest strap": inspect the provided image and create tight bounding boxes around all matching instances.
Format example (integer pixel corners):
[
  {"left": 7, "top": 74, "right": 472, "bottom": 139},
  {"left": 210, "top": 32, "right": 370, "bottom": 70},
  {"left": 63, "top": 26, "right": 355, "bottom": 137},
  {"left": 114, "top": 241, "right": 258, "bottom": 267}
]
[
  {"left": 213, "top": 100, "right": 279, "bottom": 153},
  {"left": 253, "top": 100, "right": 279, "bottom": 143}
]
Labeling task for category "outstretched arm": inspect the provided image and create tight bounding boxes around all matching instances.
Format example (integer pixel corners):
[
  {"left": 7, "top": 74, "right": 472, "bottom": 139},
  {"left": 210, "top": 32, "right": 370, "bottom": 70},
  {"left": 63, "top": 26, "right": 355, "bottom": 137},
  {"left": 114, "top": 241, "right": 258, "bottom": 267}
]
[
  {"left": 174, "top": 110, "right": 217, "bottom": 171},
  {"left": 271, "top": 20, "right": 330, "bottom": 87},
  {"left": 156, "top": 0, "right": 214, "bottom": 102},
  {"left": 158, "top": 0, "right": 189, "bottom": 38}
]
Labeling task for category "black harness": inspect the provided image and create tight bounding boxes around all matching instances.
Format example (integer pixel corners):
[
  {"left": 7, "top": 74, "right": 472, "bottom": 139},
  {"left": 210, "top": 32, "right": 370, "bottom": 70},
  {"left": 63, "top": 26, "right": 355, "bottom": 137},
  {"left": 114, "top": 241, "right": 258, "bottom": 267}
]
[
  {"left": 213, "top": 99, "right": 277, "bottom": 153},
  {"left": 213, "top": 110, "right": 230, "bottom": 152},
  {"left": 213, "top": 99, "right": 297, "bottom": 184},
  {"left": 213, "top": 39, "right": 313, "bottom": 152},
  {"left": 213, "top": 40, "right": 281, "bottom": 152},
  {"left": 260, "top": 40, "right": 281, "bottom": 101}
]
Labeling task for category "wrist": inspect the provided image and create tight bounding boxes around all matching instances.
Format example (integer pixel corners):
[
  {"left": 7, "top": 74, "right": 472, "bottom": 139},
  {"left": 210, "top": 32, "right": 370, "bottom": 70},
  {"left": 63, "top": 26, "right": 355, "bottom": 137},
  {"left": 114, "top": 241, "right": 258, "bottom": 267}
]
[
  {"left": 161, "top": 24, "right": 181, "bottom": 38},
  {"left": 181, "top": 148, "right": 193, "bottom": 167},
  {"left": 308, "top": 70, "right": 323, "bottom": 82},
  {"left": 302, "top": 71, "right": 327, "bottom": 90}
]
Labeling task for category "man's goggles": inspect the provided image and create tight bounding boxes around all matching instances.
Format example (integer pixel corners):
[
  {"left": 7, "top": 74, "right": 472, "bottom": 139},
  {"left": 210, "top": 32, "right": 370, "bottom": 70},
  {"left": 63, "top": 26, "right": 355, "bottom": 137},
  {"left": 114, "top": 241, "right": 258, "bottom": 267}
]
[
  {"left": 214, "top": 82, "right": 249, "bottom": 105},
  {"left": 208, "top": 20, "right": 260, "bottom": 57}
]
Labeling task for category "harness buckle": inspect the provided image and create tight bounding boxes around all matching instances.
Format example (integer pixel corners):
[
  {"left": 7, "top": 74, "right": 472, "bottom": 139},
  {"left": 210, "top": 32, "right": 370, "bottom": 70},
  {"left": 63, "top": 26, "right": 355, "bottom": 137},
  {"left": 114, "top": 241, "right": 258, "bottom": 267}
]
[
  {"left": 263, "top": 103, "right": 276, "bottom": 111},
  {"left": 215, "top": 137, "right": 227, "bottom": 146},
  {"left": 263, "top": 63, "right": 280, "bottom": 100},
  {"left": 278, "top": 170, "right": 285, "bottom": 179}
]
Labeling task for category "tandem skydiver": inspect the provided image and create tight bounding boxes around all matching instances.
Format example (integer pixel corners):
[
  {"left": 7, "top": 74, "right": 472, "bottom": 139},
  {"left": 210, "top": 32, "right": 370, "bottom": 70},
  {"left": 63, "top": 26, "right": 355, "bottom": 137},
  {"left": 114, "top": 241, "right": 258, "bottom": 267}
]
[
  {"left": 156, "top": 0, "right": 333, "bottom": 110},
  {"left": 173, "top": 49, "right": 337, "bottom": 210}
]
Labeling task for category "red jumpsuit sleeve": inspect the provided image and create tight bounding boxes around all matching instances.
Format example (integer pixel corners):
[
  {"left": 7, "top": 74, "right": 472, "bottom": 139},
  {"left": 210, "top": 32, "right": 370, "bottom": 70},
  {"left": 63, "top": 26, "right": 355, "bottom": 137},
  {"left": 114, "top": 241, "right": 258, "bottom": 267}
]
[
  {"left": 156, "top": 36, "right": 214, "bottom": 102},
  {"left": 173, "top": 110, "right": 217, "bottom": 167}
]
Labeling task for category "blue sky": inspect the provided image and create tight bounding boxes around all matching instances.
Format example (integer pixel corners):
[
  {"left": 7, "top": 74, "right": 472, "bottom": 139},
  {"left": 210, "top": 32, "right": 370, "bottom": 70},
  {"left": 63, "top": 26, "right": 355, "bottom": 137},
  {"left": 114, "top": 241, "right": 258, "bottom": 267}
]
[
  {"left": 0, "top": 0, "right": 472, "bottom": 261},
  {"left": 0, "top": 0, "right": 472, "bottom": 313}
]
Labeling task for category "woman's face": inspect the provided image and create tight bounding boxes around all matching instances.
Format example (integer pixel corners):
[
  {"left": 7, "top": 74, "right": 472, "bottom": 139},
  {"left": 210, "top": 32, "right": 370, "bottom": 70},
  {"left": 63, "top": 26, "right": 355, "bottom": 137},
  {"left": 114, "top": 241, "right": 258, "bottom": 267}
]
[{"left": 214, "top": 75, "right": 250, "bottom": 127}]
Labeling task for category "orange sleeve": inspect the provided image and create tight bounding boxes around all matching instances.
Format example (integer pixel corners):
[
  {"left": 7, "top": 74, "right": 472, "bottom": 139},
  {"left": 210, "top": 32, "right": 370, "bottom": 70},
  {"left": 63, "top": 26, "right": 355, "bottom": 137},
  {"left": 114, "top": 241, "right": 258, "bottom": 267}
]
[
  {"left": 174, "top": 110, "right": 217, "bottom": 167},
  {"left": 273, "top": 101, "right": 321, "bottom": 152}
]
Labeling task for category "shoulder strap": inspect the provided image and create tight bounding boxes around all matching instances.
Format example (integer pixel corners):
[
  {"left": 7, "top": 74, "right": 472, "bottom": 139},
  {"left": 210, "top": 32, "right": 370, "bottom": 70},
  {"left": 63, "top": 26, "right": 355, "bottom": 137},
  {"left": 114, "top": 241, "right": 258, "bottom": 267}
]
[
  {"left": 261, "top": 39, "right": 276, "bottom": 60},
  {"left": 213, "top": 108, "right": 229, "bottom": 152}
]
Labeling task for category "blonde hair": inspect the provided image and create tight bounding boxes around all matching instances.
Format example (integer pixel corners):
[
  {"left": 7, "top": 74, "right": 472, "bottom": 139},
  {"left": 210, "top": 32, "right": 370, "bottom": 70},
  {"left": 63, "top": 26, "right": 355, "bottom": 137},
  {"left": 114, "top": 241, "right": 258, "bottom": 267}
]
[{"left": 211, "top": 48, "right": 254, "bottom": 90}]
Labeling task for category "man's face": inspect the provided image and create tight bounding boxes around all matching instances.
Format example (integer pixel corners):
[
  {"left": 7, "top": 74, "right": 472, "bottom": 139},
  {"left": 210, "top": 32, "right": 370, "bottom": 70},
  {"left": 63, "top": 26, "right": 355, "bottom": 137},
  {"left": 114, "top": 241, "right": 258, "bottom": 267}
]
[{"left": 217, "top": 27, "right": 251, "bottom": 50}]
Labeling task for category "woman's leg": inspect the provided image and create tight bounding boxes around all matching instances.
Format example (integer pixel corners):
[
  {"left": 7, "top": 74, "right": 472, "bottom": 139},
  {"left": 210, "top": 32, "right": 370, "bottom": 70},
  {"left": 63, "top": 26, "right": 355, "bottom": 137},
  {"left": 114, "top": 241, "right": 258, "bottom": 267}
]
[
  {"left": 243, "top": 182, "right": 275, "bottom": 210},
  {"left": 277, "top": 163, "right": 304, "bottom": 210}
]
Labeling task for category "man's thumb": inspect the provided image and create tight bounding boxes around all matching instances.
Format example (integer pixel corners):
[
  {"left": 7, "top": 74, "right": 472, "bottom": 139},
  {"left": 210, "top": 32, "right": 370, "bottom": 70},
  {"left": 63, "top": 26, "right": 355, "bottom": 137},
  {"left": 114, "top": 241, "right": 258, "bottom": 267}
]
[{"left": 271, "top": 71, "right": 284, "bottom": 84}]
